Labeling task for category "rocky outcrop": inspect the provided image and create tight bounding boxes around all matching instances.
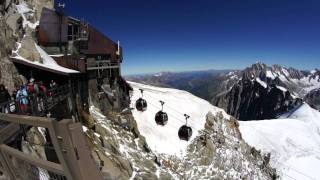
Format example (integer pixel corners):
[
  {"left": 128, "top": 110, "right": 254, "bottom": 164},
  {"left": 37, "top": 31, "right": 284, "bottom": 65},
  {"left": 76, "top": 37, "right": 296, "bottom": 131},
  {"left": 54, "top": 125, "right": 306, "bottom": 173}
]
[
  {"left": 304, "top": 88, "right": 320, "bottom": 110},
  {"left": 0, "top": 11, "right": 24, "bottom": 92},
  {"left": 215, "top": 79, "right": 302, "bottom": 120},
  {"left": 18, "top": 35, "right": 42, "bottom": 62},
  {"left": 214, "top": 63, "right": 304, "bottom": 120},
  {"left": 158, "top": 112, "right": 277, "bottom": 179},
  {"left": 88, "top": 106, "right": 175, "bottom": 179},
  {"left": 25, "top": 0, "right": 54, "bottom": 20},
  {"left": 87, "top": 106, "right": 277, "bottom": 179}
]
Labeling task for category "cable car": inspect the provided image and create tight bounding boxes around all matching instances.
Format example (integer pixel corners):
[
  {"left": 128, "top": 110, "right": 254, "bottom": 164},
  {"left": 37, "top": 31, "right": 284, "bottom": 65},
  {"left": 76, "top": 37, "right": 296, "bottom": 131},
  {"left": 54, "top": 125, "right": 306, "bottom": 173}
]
[
  {"left": 178, "top": 114, "right": 192, "bottom": 141},
  {"left": 135, "top": 89, "right": 147, "bottom": 111},
  {"left": 155, "top": 101, "right": 168, "bottom": 125}
]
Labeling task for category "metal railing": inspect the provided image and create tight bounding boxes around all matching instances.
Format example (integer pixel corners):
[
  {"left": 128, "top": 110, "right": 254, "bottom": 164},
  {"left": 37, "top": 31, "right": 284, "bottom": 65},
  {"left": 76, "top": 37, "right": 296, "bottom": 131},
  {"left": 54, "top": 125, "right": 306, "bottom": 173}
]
[
  {"left": 0, "top": 84, "right": 71, "bottom": 117},
  {"left": 0, "top": 113, "right": 103, "bottom": 180},
  {"left": 87, "top": 60, "right": 119, "bottom": 70}
]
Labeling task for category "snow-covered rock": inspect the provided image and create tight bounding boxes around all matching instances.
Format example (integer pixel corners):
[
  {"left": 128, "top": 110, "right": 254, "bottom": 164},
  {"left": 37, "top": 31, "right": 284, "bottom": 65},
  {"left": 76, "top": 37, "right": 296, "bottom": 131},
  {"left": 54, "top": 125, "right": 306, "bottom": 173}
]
[{"left": 121, "top": 82, "right": 276, "bottom": 179}]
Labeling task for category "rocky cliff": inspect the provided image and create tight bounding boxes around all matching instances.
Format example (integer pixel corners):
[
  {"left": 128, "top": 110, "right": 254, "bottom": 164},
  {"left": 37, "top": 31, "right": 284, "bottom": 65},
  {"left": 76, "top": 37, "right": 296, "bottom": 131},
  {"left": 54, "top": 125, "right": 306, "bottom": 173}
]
[
  {"left": 304, "top": 88, "right": 320, "bottom": 110},
  {"left": 214, "top": 63, "right": 304, "bottom": 120},
  {"left": 0, "top": 0, "right": 54, "bottom": 92},
  {"left": 0, "top": 3, "right": 23, "bottom": 92},
  {"left": 88, "top": 105, "right": 277, "bottom": 179}
]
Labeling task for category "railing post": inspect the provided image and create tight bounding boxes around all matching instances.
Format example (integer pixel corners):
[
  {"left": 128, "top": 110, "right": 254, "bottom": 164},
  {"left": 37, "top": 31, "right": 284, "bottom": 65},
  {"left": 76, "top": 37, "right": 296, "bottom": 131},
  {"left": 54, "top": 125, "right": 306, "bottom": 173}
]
[
  {"left": 47, "top": 120, "right": 74, "bottom": 180},
  {"left": 52, "top": 119, "right": 103, "bottom": 180},
  {"left": 0, "top": 148, "right": 16, "bottom": 180}
]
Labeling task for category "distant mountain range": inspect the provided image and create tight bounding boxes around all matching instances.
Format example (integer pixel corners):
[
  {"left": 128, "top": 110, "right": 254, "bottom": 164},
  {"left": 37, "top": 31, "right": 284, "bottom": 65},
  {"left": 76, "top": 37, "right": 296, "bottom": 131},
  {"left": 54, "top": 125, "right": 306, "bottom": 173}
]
[{"left": 126, "top": 63, "right": 320, "bottom": 120}]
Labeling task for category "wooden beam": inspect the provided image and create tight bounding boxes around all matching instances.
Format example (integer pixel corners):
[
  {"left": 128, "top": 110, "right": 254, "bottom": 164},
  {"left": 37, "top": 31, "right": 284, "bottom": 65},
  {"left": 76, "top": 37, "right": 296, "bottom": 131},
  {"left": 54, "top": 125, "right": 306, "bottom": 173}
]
[{"left": 0, "top": 144, "right": 65, "bottom": 176}]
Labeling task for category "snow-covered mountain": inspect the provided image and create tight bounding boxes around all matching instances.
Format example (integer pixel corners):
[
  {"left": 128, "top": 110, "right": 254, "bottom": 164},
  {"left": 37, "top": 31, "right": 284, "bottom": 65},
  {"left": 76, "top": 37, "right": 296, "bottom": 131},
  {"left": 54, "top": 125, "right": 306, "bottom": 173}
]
[
  {"left": 124, "top": 82, "right": 276, "bottom": 179},
  {"left": 214, "top": 62, "right": 320, "bottom": 120},
  {"left": 226, "top": 62, "right": 320, "bottom": 98},
  {"left": 127, "top": 82, "right": 320, "bottom": 180},
  {"left": 126, "top": 63, "right": 320, "bottom": 120},
  {"left": 240, "top": 103, "right": 320, "bottom": 180}
]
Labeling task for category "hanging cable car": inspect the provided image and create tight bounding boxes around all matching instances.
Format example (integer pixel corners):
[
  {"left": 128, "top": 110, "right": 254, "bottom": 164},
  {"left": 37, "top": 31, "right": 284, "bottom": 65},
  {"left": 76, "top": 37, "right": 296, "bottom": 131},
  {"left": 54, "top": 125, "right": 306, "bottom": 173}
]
[
  {"left": 178, "top": 114, "right": 192, "bottom": 141},
  {"left": 135, "top": 89, "right": 147, "bottom": 111},
  {"left": 155, "top": 100, "right": 168, "bottom": 126}
]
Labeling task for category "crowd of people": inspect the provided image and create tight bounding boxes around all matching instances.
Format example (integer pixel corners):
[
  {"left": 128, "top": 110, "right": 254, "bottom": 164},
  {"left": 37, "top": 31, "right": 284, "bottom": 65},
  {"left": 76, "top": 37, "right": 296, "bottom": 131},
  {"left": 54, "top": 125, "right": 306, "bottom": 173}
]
[{"left": 0, "top": 79, "right": 58, "bottom": 115}]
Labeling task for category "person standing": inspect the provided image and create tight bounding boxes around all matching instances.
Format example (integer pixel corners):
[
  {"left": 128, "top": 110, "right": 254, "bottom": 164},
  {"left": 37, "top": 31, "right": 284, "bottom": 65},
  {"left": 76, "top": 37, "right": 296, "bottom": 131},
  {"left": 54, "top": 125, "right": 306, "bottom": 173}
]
[
  {"left": 0, "top": 84, "right": 11, "bottom": 113},
  {"left": 16, "top": 85, "right": 29, "bottom": 114}
]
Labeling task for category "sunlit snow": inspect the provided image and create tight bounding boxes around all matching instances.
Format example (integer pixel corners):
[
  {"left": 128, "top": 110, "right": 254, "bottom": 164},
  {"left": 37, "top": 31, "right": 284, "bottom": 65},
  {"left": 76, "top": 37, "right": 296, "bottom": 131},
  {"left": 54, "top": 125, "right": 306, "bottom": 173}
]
[
  {"left": 240, "top": 103, "right": 320, "bottom": 180},
  {"left": 129, "top": 81, "right": 229, "bottom": 157}
]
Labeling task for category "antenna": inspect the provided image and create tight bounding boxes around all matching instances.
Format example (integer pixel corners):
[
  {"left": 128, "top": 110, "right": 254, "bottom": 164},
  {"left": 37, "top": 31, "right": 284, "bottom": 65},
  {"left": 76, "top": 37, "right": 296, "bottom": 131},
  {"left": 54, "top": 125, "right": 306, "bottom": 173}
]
[
  {"left": 184, "top": 114, "right": 190, "bottom": 125},
  {"left": 58, "top": 2, "right": 65, "bottom": 8},
  {"left": 116, "top": 41, "right": 120, "bottom": 56}
]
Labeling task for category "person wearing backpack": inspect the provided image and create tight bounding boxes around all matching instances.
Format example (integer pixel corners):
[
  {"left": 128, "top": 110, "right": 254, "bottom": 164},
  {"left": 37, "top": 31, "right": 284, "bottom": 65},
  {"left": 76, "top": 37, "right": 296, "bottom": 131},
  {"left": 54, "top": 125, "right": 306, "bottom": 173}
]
[{"left": 16, "top": 85, "right": 29, "bottom": 114}]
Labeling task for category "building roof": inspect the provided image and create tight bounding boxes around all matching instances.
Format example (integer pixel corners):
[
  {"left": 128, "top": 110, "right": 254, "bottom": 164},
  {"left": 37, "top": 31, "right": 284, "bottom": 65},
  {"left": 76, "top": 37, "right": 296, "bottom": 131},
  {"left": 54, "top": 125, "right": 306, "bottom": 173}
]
[
  {"left": 80, "top": 25, "right": 123, "bottom": 62},
  {"left": 11, "top": 43, "right": 79, "bottom": 76}
]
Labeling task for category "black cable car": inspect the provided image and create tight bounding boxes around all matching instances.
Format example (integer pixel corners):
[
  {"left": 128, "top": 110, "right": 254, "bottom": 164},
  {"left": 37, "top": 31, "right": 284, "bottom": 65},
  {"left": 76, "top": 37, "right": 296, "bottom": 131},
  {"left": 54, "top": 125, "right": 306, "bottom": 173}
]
[
  {"left": 178, "top": 114, "right": 192, "bottom": 141},
  {"left": 135, "top": 89, "right": 147, "bottom": 111},
  {"left": 155, "top": 101, "right": 168, "bottom": 126}
]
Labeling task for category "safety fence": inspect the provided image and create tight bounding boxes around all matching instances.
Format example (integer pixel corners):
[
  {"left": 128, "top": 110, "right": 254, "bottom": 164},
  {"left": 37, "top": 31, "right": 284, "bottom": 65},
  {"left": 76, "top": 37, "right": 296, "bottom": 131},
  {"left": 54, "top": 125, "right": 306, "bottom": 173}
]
[
  {"left": 0, "top": 113, "right": 103, "bottom": 180},
  {"left": 0, "top": 84, "right": 72, "bottom": 117}
]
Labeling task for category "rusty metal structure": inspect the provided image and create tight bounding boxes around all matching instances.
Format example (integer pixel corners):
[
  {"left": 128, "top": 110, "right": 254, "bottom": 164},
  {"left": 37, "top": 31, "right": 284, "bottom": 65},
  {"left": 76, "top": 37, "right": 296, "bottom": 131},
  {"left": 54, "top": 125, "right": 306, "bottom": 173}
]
[{"left": 36, "top": 7, "right": 132, "bottom": 111}]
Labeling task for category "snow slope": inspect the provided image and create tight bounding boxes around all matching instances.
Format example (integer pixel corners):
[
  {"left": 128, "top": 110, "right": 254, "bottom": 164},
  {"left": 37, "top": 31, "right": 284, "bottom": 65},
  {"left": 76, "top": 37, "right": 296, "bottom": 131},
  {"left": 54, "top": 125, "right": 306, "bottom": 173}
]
[
  {"left": 130, "top": 81, "right": 320, "bottom": 179},
  {"left": 239, "top": 103, "right": 320, "bottom": 180},
  {"left": 129, "top": 82, "right": 229, "bottom": 157}
]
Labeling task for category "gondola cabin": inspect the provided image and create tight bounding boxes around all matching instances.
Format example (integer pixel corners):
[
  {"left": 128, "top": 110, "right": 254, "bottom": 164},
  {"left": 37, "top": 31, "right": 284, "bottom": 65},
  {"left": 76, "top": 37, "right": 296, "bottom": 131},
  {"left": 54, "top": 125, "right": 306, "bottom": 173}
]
[
  {"left": 155, "top": 101, "right": 168, "bottom": 125},
  {"left": 178, "top": 114, "right": 192, "bottom": 141},
  {"left": 136, "top": 98, "right": 147, "bottom": 112},
  {"left": 178, "top": 125, "right": 193, "bottom": 141},
  {"left": 155, "top": 111, "right": 168, "bottom": 125}
]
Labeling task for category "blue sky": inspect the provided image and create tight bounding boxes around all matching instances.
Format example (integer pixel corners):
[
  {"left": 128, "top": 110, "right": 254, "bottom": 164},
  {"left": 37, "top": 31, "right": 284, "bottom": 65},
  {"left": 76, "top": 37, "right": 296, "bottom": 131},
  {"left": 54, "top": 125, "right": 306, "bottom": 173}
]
[{"left": 64, "top": 0, "right": 320, "bottom": 75}]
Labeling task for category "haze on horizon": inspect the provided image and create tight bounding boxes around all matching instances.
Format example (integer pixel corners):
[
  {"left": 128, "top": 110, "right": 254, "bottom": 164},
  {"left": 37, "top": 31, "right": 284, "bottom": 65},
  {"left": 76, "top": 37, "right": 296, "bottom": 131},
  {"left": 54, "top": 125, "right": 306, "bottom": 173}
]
[{"left": 64, "top": 0, "right": 320, "bottom": 75}]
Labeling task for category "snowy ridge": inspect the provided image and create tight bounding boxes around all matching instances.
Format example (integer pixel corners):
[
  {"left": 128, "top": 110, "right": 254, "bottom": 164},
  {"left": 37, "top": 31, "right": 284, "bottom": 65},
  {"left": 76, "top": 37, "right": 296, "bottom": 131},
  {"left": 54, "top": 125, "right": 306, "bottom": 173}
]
[
  {"left": 129, "top": 81, "right": 230, "bottom": 157},
  {"left": 239, "top": 103, "right": 320, "bottom": 180}
]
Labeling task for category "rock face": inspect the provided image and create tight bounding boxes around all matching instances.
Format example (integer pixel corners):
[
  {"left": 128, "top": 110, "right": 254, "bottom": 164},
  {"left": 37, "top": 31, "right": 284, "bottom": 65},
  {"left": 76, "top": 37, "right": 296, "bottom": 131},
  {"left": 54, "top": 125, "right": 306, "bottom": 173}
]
[
  {"left": 88, "top": 106, "right": 277, "bottom": 179},
  {"left": 213, "top": 63, "right": 320, "bottom": 120},
  {"left": 177, "top": 112, "right": 277, "bottom": 179},
  {"left": 214, "top": 63, "right": 305, "bottom": 120},
  {"left": 18, "top": 35, "right": 42, "bottom": 62},
  {"left": 26, "top": 0, "right": 54, "bottom": 20},
  {"left": 0, "top": 10, "right": 24, "bottom": 92},
  {"left": 305, "top": 88, "right": 320, "bottom": 110},
  {"left": 0, "top": 0, "right": 55, "bottom": 92}
]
